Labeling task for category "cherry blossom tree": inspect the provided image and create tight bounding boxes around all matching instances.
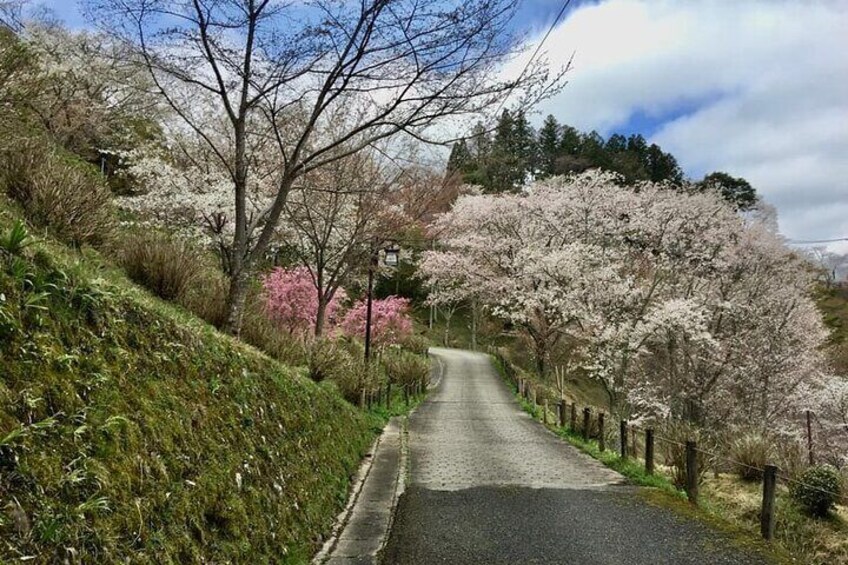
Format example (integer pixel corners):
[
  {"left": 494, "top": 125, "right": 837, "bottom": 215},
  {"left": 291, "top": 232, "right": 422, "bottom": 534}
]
[
  {"left": 422, "top": 170, "right": 830, "bottom": 429},
  {"left": 261, "top": 266, "right": 347, "bottom": 337},
  {"left": 339, "top": 296, "right": 413, "bottom": 348},
  {"left": 86, "top": 0, "right": 564, "bottom": 335},
  {"left": 278, "top": 151, "right": 406, "bottom": 336}
]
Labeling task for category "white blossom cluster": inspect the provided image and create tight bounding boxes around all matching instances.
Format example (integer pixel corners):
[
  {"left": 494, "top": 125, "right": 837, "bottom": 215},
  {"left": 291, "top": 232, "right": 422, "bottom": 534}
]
[{"left": 422, "top": 170, "right": 835, "bottom": 438}]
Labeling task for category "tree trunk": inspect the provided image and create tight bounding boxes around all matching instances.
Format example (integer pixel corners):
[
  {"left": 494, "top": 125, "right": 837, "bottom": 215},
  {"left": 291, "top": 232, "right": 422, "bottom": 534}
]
[
  {"left": 470, "top": 299, "right": 478, "bottom": 351},
  {"left": 443, "top": 308, "right": 453, "bottom": 346},
  {"left": 222, "top": 267, "right": 251, "bottom": 336},
  {"left": 314, "top": 298, "right": 328, "bottom": 338}
]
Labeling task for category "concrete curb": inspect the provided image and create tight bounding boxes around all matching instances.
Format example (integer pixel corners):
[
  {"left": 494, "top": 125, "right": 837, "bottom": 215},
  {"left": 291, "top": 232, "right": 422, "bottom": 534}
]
[
  {"left": 313, "top": 353, "right": 438, "bottom": 565},
  {"left": 312, "top": 431, "right": 384, "bottom": 564}
]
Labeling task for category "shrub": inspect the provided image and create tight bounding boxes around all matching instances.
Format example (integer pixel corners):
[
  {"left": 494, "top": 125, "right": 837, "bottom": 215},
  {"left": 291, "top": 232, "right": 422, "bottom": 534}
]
[
  {"left": 661, "top": 420, "right": 711, "bottom": 490},
  {"left": 179, "top": 265, "right": 229, "bottom": 328},
  {"left": 400, "top": 333, "right": 431, "bottom": 356},
  {"left": 727, "top": 432, "right": 775, "bottom": 482},
  {"left": 305, "top": 338, "right": 382, "bottom": 404},
  {"left": 382, "top": 348, "right": 429, "bottom": 387},
  {"left": 790, "top": 465, "right": 841, "bottom": 517},
  {"left": 308, "top": 339, "right": 352, "bottom": 383},
  {"left": 1, "top": 140, "right": 114, "bottom": 246},
  {"left": 113, "top": 230, "right": 203, "bottom": 301}
]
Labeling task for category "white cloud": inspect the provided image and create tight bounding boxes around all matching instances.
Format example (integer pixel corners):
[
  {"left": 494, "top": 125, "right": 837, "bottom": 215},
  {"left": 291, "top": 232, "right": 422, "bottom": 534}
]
[{"left": 520, "top": 0, "right": 848, "bottom": 248}]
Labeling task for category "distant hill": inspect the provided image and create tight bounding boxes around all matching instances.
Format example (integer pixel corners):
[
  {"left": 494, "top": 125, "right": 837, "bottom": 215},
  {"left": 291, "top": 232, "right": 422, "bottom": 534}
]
[{"left": 447, "top": 111, "right": 757, "bottom": 210}]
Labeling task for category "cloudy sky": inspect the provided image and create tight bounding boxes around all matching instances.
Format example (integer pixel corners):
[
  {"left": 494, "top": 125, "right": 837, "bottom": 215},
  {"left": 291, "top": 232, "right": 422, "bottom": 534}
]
[
  {"left": 512, "top": 0, "right": 848, "bottom": 252},
  {"left": 40, "top": 0, "right": 848, "bottom": 251}
]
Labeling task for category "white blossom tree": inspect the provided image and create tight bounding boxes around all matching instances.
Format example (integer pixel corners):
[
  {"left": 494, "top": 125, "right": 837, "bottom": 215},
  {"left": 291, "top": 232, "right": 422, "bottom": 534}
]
[
  {"left": 422, "top": 170, "right": 830, "bottom": 430},
  {"left": 86, "top": 0, "right": 564, "bottom": 334}
]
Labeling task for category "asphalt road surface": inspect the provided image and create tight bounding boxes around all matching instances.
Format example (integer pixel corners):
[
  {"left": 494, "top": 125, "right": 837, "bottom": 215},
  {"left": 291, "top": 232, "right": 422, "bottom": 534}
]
[{"left": 380, "top": 348, "right": 772, "bottom": 565}]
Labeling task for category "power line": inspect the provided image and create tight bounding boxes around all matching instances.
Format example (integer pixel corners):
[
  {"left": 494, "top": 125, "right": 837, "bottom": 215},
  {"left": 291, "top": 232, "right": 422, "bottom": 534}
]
[
  {"left": 491, "top": 0, "right": 573, "bottom": 119},
  {"left": 788, "top": 237, "right": 848, "bottom": 245}
]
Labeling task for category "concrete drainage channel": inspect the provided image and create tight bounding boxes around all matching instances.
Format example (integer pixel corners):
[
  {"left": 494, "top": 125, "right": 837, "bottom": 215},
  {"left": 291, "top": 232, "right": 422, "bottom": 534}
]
[{"left": 313, "top": 352, "right": 442, "bottom": 565}]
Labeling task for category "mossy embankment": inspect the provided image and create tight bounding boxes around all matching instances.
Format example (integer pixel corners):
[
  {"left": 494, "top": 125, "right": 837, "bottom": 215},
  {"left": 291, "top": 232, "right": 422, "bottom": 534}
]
[{"left": 0, "top": 202, "right": 377, "bottom": 563}]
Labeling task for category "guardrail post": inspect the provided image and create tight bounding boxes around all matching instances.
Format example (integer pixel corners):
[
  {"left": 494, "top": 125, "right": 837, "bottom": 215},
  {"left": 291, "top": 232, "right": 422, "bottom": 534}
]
[
  {"left": 559, "top": 400, "right": 566, "bottom": 428},
  {"left": 570, "top": 403, "right": 577, "bottom": 432},
  {"left": 686, "top": 440, "right": 699, "bottom": 505},
  {"left": 645, "top": 428, "right": 655, "bottom": 475},
  {"left": 598, "top": 413, "right": 606, "bottom": 451},
  {"left": 582, "top": 407, "right": 591, "bottom": 441},
  {"left": 761, "top": 465, "right": 777, "bottom": 541},
  {"left": 543, "top": 399, "right": 549, "bottom": 425}
]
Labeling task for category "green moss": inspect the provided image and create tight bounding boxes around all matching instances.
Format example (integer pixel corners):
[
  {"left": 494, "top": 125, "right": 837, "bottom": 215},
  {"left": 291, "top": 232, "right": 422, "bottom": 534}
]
[{"left": 0, "top": 202, "right": 376, "bottom": 563}]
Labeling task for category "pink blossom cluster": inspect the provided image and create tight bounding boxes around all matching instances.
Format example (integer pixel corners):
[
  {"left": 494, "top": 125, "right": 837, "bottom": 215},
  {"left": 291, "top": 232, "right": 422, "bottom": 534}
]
[
  {"left": 261, "top": 267, "right": 345, "bottom": 335},
  {"left": 338, "top": 296, "right": 414, "bottom": 347},
  {"left": 262, "top": 266, "right": 412, "bottom": 346}
]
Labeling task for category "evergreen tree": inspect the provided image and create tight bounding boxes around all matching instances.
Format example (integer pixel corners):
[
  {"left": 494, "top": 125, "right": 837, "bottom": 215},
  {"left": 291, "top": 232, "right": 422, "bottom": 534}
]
[
  {"left": 559, "top": 125, "right": 581, "bottom": 155},
  {"left": 446, "top": 139, "right": 472, "bottom": 175},
  {"left": 511, "top": 110, "right": 537, "bottom": 178},
  {"left": 700, "top": 171, "right": 758, "bottom": 210},
  {"left": 646, "top": 143, "right": 683, "bottom": 184},
  {"left": 537, "top": 114, "right": 560, "bottom": 178},
  {"left": 605, "top": 133, "right": 627, "bottom": 153}
]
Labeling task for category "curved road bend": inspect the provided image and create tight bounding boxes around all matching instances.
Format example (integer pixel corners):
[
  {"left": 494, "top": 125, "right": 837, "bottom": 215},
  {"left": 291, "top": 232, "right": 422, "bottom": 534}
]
[{"left": 381, "top": 348, "right": 772, "bottom": 565}]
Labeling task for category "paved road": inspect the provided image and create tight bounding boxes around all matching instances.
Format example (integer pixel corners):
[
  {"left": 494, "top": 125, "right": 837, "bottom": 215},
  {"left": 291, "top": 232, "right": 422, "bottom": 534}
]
[{"left": 381, "top": 348, "right": 772, "bottom": 565}]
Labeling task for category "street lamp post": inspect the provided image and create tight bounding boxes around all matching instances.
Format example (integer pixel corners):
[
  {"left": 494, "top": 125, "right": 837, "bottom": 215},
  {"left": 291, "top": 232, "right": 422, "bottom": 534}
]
[{"left": 364, "top": 244, "right": 400, "bottom": 363}]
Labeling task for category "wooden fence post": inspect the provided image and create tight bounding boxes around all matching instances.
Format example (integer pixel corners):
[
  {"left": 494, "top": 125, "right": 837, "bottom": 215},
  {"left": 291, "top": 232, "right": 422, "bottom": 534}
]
[
  {"left": 559, "top": 400, "right": 567, "bottom": 428},
  {"left": 645, "top": 428, "right": 655, "bottom": 475},
  {"left": 570, "top": 403, "right": 577, "bottom": 432},
  {"left": 620, "top": 420, "right": 628, "bottom": 459},
  {"left": 598, "top": 413, "right": 606, "bottom": 452},
  {"left": 582, "top": 407, "right": 591, "bottom": 441},
  {"left": 404, "top": 385, "right": 410, "bottom": 406},
  {"left": 686, "top": 440, "right": 699, "bottom": 505},
  {"left": 531, "top": 387, "right": 537, "bottom": 407},
  {"left": 386, "top": 382, "right": 392, "bottom": 410},
  {"left": 761, "top": 464, "right": 777, "bottom": 541},
  {"left": 543, "top": 400, "right": 549, "bottom": 425}
]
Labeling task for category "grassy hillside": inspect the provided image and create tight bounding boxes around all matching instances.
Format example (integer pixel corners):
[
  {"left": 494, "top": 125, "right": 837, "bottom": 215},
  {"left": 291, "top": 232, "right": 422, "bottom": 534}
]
[{"left": 0, "top": 200, "right": 377, "bottom": 563}]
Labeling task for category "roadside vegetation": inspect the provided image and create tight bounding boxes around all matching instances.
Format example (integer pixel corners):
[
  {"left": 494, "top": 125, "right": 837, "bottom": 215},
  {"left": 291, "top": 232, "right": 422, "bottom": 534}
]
[{"left": 494, "top": 352, "right": 848, "bottom": 565}]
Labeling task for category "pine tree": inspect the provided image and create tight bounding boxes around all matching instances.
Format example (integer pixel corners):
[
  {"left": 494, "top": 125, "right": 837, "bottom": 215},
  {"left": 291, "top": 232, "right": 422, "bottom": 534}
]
[
  {"left": 446, "top": 139, "right": 472, "bottom": 174},
  {"left": 646, "top": 144, "right": 683, "bottom": 184},
  {"left": 700, "top": 171, "right": 758, "bottom": 210},
  {"left": 511, "top": 110, "right": 537, "bottom": 179},
  {"left": 537, "top": 114, "right": 560, "bottom": 178},
  {"left": 488, "top": 110, "right": 522, "bottom": 193}
]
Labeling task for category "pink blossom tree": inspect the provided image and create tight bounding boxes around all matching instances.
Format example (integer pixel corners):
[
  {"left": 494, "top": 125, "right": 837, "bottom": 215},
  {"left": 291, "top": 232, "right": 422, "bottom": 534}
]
[
  {"left": 339, "top": 296, "right": 413, "bottom": 348},
  {"left": 261, "top": 267, "right": 346, "bottom": 337}
]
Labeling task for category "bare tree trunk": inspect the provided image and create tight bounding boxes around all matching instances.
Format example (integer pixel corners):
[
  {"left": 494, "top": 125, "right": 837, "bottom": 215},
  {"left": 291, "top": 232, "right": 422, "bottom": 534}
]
[
  {"left": 314, "top": 298, "right": 327, "bottom": 338},
  {"left": 223, "top": 267, "right": 250, "bottom": 336},
  {"left": 470, "top": 299, "right": 478, "bottom": 351},
  {"left": 443, "top": 308, "right": 453, "bottom": 346}
]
